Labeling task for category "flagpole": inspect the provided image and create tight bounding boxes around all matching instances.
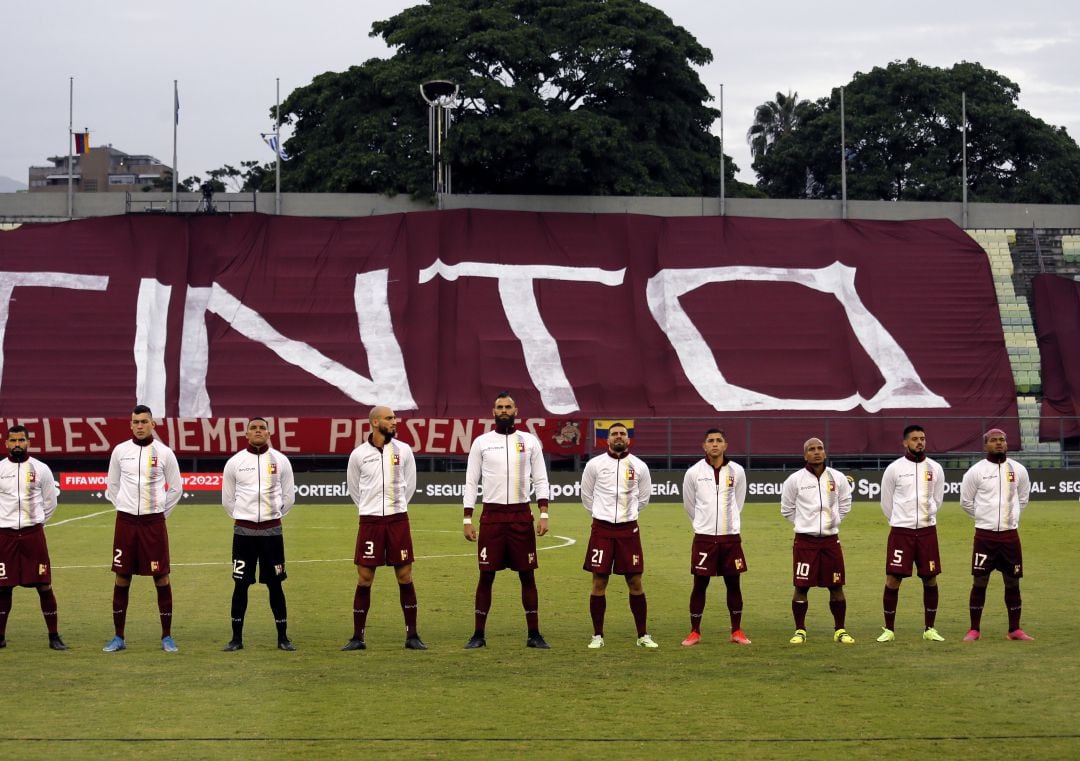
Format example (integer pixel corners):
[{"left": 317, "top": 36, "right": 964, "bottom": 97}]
[
  {"left": 172, "top": 80, "right": 178, "bottom": 212},
  {"left": 67, "top": 77, "right": 74, "bottom": 219},
  {"left": 719, "top": 82, "right": 725, "bottom": 217},
  {"left": 275, "top": 77, "right": 282, "bottom": 215}
]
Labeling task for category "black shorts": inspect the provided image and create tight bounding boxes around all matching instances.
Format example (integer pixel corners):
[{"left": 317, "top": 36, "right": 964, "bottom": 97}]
[{"left": 232, "top": 531, "right": 287, "bottom": 584}]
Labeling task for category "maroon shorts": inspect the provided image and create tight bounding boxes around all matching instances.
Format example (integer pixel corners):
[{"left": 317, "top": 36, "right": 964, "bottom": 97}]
[
  {"left": 792, "top": 534, "right": 845, "bottom": 588},
  {"left": 112, "top": 512, "right": 170, "bottom": 577},
  {"left": 691, "top": 533, "right": 747, "bottom": 577},
  {"left": 885, "top": 526, "right": 942, "bottom": 578},
  {"left": 0, "top": 524, "right": 52, "bottom": 587},
  {"left": 478, "top": 503, "right": 537, "bottom": 572},
  {"left": 971, "top": 528, "right": 1023, "bottom": 578},
  {"left": 583, "top": 519, "right": 644, "bottom": 575},
  {"left": 355, "top": 513, "right": 414, "bottom": 567}
]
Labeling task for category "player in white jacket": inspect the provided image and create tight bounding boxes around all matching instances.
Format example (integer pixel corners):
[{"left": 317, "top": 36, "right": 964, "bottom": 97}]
[
  {"left": 876, "top": 425, "right": 946, "bottom": 643},
  {"left": 681, "top": 428, "right": 751, "bottom": 647},
  {"left": 580, "top": 422, "right": 656, "bottom": 649},
  {"left": 0, "top": 425, "right": 67, "bottom": 650},
  {"left": 462, "top": 392, "right": 551, "bottom": 650},
  {"left": 102, "top": 405, "right": 184, "bottom": 653},
  {"left": 342, "top": 406, "right": 425, "bottom": 651},
  {"left": 780, "top": 437, "right": 854, "bottom": 644},
  {"left": 220, "top": 417, "right": 296, "bottom": 652},
  {"left": 959, "top": 428, "right": 1033, "bottom": 641}
]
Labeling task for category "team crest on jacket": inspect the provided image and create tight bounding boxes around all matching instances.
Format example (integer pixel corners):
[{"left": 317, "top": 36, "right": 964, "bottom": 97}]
[
  {"left": 517, "top": 442, "right": 526, "bottom": 453},
  {"left": 268, "top": 463, "right": 278, "bottom": 475},
  {"left": 27, "top": 470, "right": 37, "bottom": 483},
  {"left": 925, "top": 470, "right": 934, "bottom": 481},
  {"left": 149, "top": 455, "right": 159, "bottom": 468},
  {"left": 390, "top": 454, "right": 400, "bottom": 465},
  {"left": 726, "top": 475, "right": 735, "bottom": 487},
  {"left": 1007, "top": 471, "right": 1016, "bottom": 482},
  {"left": 626, "top": 467, "right": 636, "bottom": 481}
]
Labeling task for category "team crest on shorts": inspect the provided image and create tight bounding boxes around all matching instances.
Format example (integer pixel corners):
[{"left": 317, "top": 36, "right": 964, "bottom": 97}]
[
  {"left": 39, "top": 563, "right": 48, "bottom": 575},
  {"left": 833, "top": 572, "right": 842, "bottom": 583},
  {"left": 528, "top": 552, "right": 536, "bottom": 564},
  {"left": 275, "top": 564, "right": 285, "bottom": 575},
  {"left": 150, "top": 561, "right": 160, "bottom": 572}
]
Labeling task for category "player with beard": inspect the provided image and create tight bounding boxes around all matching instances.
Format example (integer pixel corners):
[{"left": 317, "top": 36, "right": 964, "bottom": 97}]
[
  {"left": 462, "top": 392, "right": 551, "bottom": 649},
  {"left": 959, "top": 428, "right": 1033, "bottom": 641},
  {"left": 343, "top": 406, "right": 425, "bottom": 651},
  {"left": 0, "top": 425, "right": 67, "bottom": 650},
  {"left": 580, "top": 422, "right": 656, "bottom": 649},
  {"left": 221, "top": 417, "right": 296, "bottom": 652},
  {"left": 876, "top": 425, "right": 946, "bottom": 643}
]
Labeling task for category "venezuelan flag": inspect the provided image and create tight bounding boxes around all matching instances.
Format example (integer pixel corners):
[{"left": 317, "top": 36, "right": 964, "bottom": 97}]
[
  {"left": 593, "top": 419, "right": 635, "bottom": 447},
  {"left": 74, "top": 131, "right": 90, "bottom": 154}
]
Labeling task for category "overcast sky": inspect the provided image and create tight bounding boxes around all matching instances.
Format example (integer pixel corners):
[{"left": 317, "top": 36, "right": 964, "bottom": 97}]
[{"left": 2, "top": 1, "right": 1076, "bottom": 190}]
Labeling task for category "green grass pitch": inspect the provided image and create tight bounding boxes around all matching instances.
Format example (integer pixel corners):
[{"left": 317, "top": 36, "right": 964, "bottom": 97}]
[{"left": 1, "top": 499, "right": 1077, "bottom": 760}]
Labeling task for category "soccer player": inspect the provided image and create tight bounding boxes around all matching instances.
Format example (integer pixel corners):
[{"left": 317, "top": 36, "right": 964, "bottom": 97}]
[
  {"left": 780, "top": 437, "right": 855, "bottom": 644},
  {"left": 342, "top": 406, "right": 426, "bottom": 651},
  {"left": 959, "top": 428, "right": 1033, "bottom": 641},
  {"left": 581, "top": 422, "right": 656, "bottom": 649},
  {"left": 681, "top": 428, "right": 751, "bottom": 647},
  {"left": 221, "top": 417, "right": 296, "bottom": 652},
  {"left": 0, "top": 425, "right": 67, "bottom": 650},
  {"left": 877, "top": 424, "right": 946, "bottom": 643},
  {"left": 463, "top": 392, "right": 551, "bottom": 649},
  {"left": 103, "top": 405, "right": 184, "bottom": 652}
]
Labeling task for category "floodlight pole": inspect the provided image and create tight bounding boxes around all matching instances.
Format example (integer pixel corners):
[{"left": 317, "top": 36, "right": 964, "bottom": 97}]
[
  {"left": 421, "top": 81, "right": 459, "bottom": 208},
  {"left": 962, "top": 91, "right": 968, "bottom": 229},
  {"left": 840, "top": 87, "right": 848, "bottom": 220}
]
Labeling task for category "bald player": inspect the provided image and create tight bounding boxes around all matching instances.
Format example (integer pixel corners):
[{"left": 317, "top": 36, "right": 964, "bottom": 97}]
[
  {"left": 780, "top": 437, "right": 855, "bottom": 645},
  {"left": 342, "top": 406, "right": 425, "bottom": 651}
]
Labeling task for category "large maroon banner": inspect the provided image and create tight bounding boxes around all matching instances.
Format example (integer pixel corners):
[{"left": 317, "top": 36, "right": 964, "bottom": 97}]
[
  {"left": 1033, "top": 274, "right": 1080, "bottom": 439},
  {"left": 0, "top": 416, "right": 587, "bottom": 457},
  {"left": 0, "top": 211, "right": 1016, "bottom": 454}
]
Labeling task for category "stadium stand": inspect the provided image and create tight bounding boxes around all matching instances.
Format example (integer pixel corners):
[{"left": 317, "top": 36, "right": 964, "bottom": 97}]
[{"left": 968, "top": 227, "right": 1080, "bottom": 461}]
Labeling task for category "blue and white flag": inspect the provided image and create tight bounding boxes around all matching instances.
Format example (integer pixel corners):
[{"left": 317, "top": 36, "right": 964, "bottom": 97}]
[{"left": 261, "top": 133, "right": 289, "bottom": 160}]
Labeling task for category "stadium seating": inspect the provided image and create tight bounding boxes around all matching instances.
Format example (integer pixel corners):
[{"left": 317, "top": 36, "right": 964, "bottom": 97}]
[{"left": 966, "top": 229, "right": 1061, "bottom": 459}]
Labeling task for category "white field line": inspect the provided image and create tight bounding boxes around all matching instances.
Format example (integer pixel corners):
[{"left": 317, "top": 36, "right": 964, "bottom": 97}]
[{"left": 48, "top": 509, "right": 113, "bottom": 526}]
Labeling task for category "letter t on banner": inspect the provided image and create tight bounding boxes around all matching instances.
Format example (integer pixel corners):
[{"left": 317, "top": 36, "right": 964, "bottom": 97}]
[{"left": 418, "top": 260, "right": 626, "bottom": 414}]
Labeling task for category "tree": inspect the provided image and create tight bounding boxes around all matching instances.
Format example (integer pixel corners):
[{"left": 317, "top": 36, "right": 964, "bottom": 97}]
[
  {"left": 278, "top": 0, "right": 756, "bottom": 198},
  {"left": 746, "top": 90, "right": 809, "bottom": 161},
  {"left": 752, "top": 59, "right": 1080, "bottom": 203},
  {"left": 143, "top": 170, "right": 199, "bottom": 193}
]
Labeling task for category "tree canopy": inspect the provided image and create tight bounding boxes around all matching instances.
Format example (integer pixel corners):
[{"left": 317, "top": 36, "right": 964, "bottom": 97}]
[
  {"left": 277, "top": 0, "right": 753, "bottom": 198},
  {"left": 751, "top": 59, "right": 1080, "bottom": 203}
]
